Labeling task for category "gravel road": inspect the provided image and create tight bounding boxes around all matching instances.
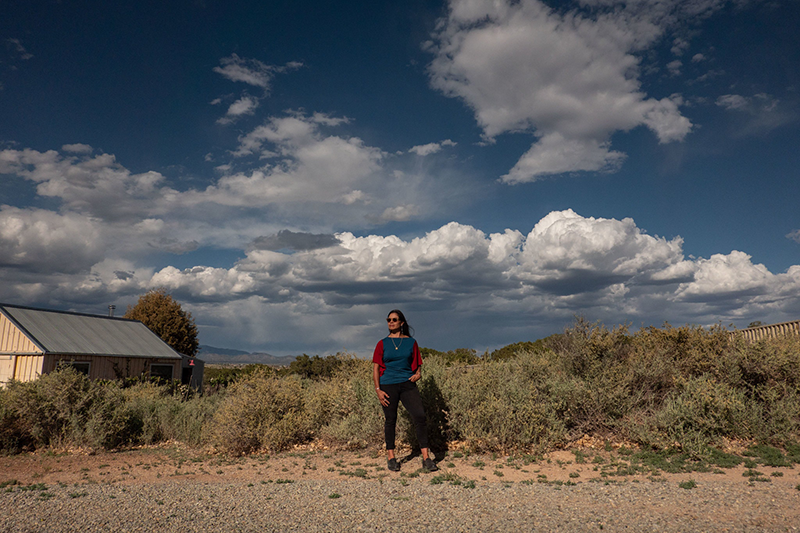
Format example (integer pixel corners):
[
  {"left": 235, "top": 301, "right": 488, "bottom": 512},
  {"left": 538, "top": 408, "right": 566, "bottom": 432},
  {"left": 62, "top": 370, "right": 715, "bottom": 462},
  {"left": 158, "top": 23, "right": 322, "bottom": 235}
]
[
  {"left": 3, "top": 476, "right": 799, "bottom": 532},
  {"left": 2, "top": 447, "right": 800, "bottom": 532}
]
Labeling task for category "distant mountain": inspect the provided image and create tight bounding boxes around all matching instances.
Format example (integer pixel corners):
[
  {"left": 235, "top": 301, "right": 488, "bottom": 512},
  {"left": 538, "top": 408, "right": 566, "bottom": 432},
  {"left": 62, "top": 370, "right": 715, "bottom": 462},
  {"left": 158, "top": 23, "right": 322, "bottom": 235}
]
[
  {"left": 197, "top": 345, "right": 297, "bottom": 366},
  {"left": 198, "top": 345, "right": 250, "bottom": 357}
]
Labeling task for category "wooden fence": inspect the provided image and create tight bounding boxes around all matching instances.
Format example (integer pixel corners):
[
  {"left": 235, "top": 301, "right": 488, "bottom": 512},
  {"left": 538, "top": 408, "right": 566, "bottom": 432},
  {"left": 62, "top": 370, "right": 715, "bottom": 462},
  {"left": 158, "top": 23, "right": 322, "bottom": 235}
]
[{"left": 730, "top": 320, "right": 800, "bottom": 342}]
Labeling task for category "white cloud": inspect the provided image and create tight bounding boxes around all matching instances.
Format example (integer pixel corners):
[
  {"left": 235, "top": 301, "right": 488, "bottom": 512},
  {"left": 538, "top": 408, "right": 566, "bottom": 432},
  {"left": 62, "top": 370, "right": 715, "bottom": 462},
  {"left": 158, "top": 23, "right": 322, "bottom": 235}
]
[
  {"left": 213, "top": 55, "right": 303, "bottom": 91},
  {"left": 716, "top": 94, "right": 749, "bottom": 110},
  {"left": 211, "top": 56, "right": 303, "bottom": 124},
  {"left": 409, "top": 139, "right": 457, "bottom": 156},
  {"left": 0, "top": 207, "right": 105, "bottom": 274},
  {"left": 715, "top": 93, "right": 792, "bottom": 135},
  {"left": 671, "top": 37, "right": 690, "bottom": 56},
  {"left": 372, "top": 205, "right": 421, "bottom": 223},
  {"left": 217, "top": 95, "right": 260, "bottom": 124},
  {"left": 674, "top": 251, "right": 772, "bottom": 300},
  {"left": 691, "top": 53, "right": 706, "bottom": 62},
  {"left": 786, "top": 230, "right": 800, "bottom": 245},
  {"left": 200, "top": 113, "right": 385, "bottom": 206},
  {"left": 428, "top": 0, "right": 694, "bottom": 182},
  {"left": 0, "top": 130, "right": 462, "bottom": 252},
  {"left": 129, "top": 210, "right": 800, "bottom": 352},
  {"left": 0, "top": 148, "right": 175, "bottom": 221},
  {"left": 666, "top": 59, "right": 682, "bottom": 76},
  {"left": 61, "top": 143, "right": 93, "bottom": 154},
  {"left": 213, "top": 54, "right": 277, "bottom": 89},
  {"left": 502, "top": 134, "right": 625, "bottom": 183},
  {"left": 2, "top": 207, "right": 799, "bottom": 354}
]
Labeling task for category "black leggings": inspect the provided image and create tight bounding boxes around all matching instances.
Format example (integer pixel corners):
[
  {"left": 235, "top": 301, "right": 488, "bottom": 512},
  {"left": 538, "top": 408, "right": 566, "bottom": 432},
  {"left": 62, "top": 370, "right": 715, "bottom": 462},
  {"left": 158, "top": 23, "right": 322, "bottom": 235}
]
[{"left": 381, "top": 381, "right": 429, "bottom": 451}]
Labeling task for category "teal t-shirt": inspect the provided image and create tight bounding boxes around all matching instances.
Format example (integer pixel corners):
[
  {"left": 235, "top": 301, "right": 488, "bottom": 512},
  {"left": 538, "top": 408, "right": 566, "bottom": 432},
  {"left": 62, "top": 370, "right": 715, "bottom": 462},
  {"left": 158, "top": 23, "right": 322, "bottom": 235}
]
[{"left": 379, "top": 336, "right": 415, "bottom": 385}]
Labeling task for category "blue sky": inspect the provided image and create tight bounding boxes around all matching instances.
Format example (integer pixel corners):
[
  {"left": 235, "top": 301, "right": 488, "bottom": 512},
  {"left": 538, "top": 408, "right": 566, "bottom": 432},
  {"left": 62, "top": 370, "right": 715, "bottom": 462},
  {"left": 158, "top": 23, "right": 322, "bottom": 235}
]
[{"left": 2, "top": 0, "right": 799, "bottom": 356}]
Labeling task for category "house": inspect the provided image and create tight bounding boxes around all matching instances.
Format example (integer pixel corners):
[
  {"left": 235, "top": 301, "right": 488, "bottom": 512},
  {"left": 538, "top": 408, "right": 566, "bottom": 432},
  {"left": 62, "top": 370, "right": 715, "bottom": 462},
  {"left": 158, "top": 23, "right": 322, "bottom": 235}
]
[{"left": 0, "top": 303, "right": 203, "bottom": 388}]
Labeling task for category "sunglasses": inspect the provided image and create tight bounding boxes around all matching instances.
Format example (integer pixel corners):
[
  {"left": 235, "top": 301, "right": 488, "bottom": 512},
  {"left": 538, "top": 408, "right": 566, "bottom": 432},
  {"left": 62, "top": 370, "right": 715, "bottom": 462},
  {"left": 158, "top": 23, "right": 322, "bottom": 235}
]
[{"left": 386, "top": 318, "right": 401, "bottom": 323}]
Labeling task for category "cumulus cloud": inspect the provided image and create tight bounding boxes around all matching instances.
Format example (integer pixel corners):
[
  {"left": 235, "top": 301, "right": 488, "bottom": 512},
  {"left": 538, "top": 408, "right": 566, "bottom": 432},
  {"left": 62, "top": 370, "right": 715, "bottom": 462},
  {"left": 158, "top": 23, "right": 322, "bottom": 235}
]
[
  {"left": 427, "top": 0, "right": 694, "bottom": 182},
  {"left": 217, "top": 95, "right": 259, "bottom": 124},
  {"left": 0, "top": 148, "right": 175, "bottom": 221},
  {"left": 115, "top": 209, "right": 800, "bottom": 352},
  {"left": 0, "top": 207, "right": 105, "bottom": 274},
  {"left": 674, "top": 250, "right": 772, "bottom": 301},
  {"left": 503, "top": 134, "right": 625, "bottom": 183},
  {"left": 409, "top": 139, "right": 457, "bottom": 156},
  {"left": 2, "top": 207, "right": 799, "bottom": 354},
  {"left": 198, "top": 113, "right": 385, "bottom": 207},
  {"left": 0, "top": 126, "right": 452, "bottom": 253}
]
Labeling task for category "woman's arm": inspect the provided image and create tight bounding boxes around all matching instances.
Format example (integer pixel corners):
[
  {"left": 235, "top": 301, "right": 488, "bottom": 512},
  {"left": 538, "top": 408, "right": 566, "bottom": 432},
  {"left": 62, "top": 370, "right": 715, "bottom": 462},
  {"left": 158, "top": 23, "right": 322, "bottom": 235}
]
[
  {"left": 409, "top": 341, "right": 422, "bottom": 382},
  {"left": 374, "top": 362, "right": 389, "bottom": 407}
]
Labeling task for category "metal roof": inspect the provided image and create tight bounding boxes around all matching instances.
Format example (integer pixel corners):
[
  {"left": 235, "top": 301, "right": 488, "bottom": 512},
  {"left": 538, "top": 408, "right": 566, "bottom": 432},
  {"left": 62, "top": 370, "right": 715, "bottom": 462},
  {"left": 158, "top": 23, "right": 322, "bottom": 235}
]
[{"left": 0, "top": 304, "right": 182, "bottom": 359}]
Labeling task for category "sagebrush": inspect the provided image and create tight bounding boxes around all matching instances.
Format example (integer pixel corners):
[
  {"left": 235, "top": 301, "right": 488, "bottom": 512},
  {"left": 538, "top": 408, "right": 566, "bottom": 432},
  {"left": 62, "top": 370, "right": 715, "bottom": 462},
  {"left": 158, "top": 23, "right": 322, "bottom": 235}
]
[{"left": 1, "top": 320, "right": 798, "bottom": 456}]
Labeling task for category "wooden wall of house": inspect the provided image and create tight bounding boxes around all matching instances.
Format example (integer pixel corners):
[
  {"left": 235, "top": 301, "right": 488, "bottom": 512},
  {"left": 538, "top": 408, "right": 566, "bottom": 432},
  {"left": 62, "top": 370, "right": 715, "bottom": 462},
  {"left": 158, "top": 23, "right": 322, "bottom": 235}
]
[
  {"left": 0, "top": 354, "right": 45, "bottom": 382},
  {"left": 0, "top": 356, "right": 15, "bottom": 383},
  {"left": 0, "top": 314, "right": 43, "bottom": 354},
  {"left": 45, "top": 355, "right": 180, "bottom": 381}
]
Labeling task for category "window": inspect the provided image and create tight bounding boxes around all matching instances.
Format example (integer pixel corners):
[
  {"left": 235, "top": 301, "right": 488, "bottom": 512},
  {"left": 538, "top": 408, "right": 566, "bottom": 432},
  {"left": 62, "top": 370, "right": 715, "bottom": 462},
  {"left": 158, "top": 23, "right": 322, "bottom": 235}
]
[
  {"left": 150, "top": 364, "right": 174, "bottom": 381},
  {"left": 65, "top": 362, "right": 90, "bottom": 376}
]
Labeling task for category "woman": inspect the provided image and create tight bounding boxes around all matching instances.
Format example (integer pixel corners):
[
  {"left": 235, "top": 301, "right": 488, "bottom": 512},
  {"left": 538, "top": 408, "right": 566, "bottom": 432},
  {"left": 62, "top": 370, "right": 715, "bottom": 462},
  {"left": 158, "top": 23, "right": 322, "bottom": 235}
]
[{"left": 372, "top": 309, "right": 437, "bottom": 472}]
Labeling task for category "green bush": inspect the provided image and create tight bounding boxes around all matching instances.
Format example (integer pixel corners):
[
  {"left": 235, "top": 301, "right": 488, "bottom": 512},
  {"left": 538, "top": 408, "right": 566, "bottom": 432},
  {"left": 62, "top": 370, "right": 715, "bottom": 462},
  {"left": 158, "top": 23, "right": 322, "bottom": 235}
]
[
  {"left": 284, "top": 354, "right": 344, "bottom": 379},
  {"left": 433, "top": 351, "right": 568, "bottom": 452},
  {"left": 2, "top": 320, "right": 799, "bottom": 458},
  {"left": 305, "top": 358, "right": 386, "bottom": 447},
  {"left": 204, "top": 364, "right": 275, "bottom": 389},
  {"left": 209, "top": 372, "right": 309, "bottom": 454}
]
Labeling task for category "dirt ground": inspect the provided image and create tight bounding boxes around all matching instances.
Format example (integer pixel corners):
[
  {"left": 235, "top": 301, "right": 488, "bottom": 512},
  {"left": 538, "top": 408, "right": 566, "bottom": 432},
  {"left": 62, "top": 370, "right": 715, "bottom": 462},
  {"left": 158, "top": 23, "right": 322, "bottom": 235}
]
[{"left": 2, "top": 441, "right": 799, "bottom": 490}]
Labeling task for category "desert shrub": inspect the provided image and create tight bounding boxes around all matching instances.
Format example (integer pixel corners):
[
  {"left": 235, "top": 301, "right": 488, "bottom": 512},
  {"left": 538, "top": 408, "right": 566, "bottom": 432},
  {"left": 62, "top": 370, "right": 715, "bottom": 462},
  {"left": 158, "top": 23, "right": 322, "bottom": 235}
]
[
  {"left": 5, "top": 366, "right": 96, "bottom": 448},
  {"left": 546, "top": 318, "right": 633, "bottom": 379},
  {"left": 424, "top": 348, "right": 481, "bottom": 366},
  {"left": 632, "top": 324, "right": 730, "bottom": 377},
  {"left": 730, "top": 336, "right": 800, "bottom": 389},
  {"left": 306, "top": 357, "right": 386, "bottom": 447},
  {"left": 0, "top": 382, "right": 35, "bottom": 453},
  {"left": 204, "top": 364, "right": 275, "bottom": 389},
  {"left": 284, "top": 354, "right": 344, "bottom": 380},
  {"left": 80, "top": 383, "right": 139, "bottom": 449},
  {"left": 489, "top": 340, "right": 547, "bottom": 361},
  {"left": 2, "top": 319, "right": 798, "bottom": 457},
  {"left": 209, "top": 372, "right": 309, "bottom": 454},
  {"left": 437, "top": 352, "right": 567, "bottom": 452},
  {"left": 0, "top": 367, "right": 222, "bottom": 453},
  {"left": 628, "top": 375, "right": 757, "bottom": 454},
  {"left": 115, "top": 381, "right": 218, "bottom": 446}
]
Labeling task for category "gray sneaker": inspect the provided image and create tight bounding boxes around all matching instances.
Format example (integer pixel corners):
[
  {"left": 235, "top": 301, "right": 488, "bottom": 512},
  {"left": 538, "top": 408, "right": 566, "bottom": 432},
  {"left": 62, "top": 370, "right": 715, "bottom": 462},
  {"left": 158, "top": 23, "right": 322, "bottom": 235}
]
[
  {"left": 387, "top": 458, "right": 400, "bottom": 471},
  {"left": 422, "top": 458, "right": 438, "bottom": 472}
]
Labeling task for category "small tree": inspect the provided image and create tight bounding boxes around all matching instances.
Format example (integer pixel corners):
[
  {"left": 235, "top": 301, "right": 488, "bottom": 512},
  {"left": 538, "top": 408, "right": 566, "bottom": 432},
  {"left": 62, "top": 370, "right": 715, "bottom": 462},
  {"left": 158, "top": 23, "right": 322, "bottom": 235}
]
[{"left": 124, "top": 288, "right": 199, "bottom": 356}]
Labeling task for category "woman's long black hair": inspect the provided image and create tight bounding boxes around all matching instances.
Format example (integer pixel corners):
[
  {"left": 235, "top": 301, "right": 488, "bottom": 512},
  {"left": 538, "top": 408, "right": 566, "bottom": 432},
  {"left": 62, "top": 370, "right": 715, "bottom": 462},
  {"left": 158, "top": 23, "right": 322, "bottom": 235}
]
[{"left": 388, "top": 309, "right": 414, "bottom": 337}]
